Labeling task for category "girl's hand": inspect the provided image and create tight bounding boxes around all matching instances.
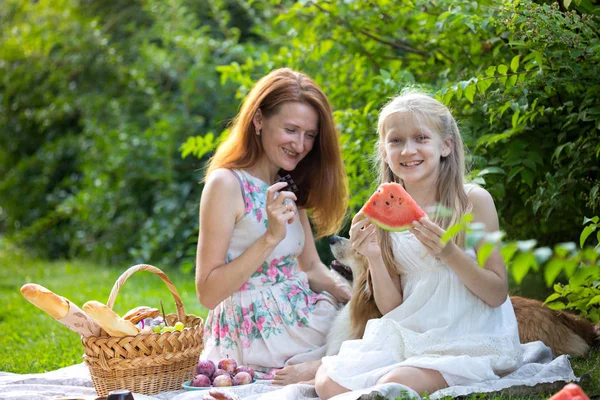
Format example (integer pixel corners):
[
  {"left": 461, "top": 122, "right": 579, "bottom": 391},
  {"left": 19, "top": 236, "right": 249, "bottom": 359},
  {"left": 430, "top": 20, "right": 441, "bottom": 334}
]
[
  {"left": 265, "top": 182, "right": 297, "bottom": 244},
  {"left": 349, "top": 211, "right": 381, "bottom": 260},
  {"left": 410, "top": 217, "right": 457, "bottom": 259}
]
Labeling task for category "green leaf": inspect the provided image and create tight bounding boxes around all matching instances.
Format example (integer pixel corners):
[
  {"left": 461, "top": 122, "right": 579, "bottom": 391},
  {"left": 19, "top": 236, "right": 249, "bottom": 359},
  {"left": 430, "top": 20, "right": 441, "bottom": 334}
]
[
  {"left": 517, "top": 239, "right": 537, "bottom": 252},
  {"left": 465, "top": 85, "right": 476, "bottom": 103},
  {"left": 485, "top": 231, "right": 504, "bottom": 244},
  {"left": 497, "top": 64, "right": 508, "bottom": 75},
  {"left": 478, "top": 167, "right": 505, "bottom": 176},
  {"left": 583, "top": 216, "right": 599, "bottom": 225},
  {"left": 477, "top": 242, "right": 495, "bottom": 267},
  {"left": 563, "top": 0, "right": 572, "bottom": 9},
  {"left": 501, "top": 242, "right": 519, "bottom": 264},
  {"left": 442, "top": 223, "right": 464, "bottom": 245},
  {"left": 544, "top": 293, "right": 562, "bottom": 304},
  {"left": 544, "top": 258, "right": 564, "bottom": 287},
  {"left": 485, "top": 66, "right": 496, "bottom": 77},
  {"left": 546, "top": 301, "right": 567, "bottom": 310},
  {"left": 534, "top": 247, "right": 553, "bottom": 266},
  {"left": 511, "top": 252, "right": 535, "bottom": 284},
  {"left": 580, "top": 225, "right": 597, "bottom": 248},
  {"left": 466, "top": 230, "right": 485, "bottom": 249},
  {"left": 510, "top": 55, "right": 520, "bottom": 73},
  {"left": 506, "top": 75, "right": 518, "bottom": 89},
  {"left": 587, "top": 295, "right": 600, "bottom": 306},
  {"left": 511, "top": 109, "right": 521, "bottom": 128}
]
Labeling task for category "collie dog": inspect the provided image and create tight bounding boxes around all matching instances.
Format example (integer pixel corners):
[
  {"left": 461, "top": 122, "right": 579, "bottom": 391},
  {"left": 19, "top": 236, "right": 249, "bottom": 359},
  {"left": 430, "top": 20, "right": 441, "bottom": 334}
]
[{"left": 326, "top": 236, "right": 600, "bottom": 357}]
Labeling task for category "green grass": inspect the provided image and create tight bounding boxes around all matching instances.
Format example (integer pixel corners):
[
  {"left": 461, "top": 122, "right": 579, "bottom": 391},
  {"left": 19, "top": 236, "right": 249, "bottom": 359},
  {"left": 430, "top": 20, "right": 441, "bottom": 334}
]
[
  {"left": 1, "top": 242, "right": 599, "bottom": 399},
  {"left": 0, "top": 241, "right": 209, "bottom": 374}
]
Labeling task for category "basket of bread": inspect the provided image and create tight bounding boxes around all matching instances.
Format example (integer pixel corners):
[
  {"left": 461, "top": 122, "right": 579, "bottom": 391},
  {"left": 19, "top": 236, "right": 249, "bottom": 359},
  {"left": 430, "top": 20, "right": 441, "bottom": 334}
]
[{"left": 21, "top": 264, "right": 204, "bottom": 396}]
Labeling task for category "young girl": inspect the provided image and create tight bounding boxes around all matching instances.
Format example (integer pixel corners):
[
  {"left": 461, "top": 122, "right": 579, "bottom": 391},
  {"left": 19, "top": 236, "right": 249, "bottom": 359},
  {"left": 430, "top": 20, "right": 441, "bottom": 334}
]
[
  {"left": 195, "top": 68, "right": 351, "bottom": 385},
  {"left": 315, "top": 92, "right": 549, "bottom": 398}
]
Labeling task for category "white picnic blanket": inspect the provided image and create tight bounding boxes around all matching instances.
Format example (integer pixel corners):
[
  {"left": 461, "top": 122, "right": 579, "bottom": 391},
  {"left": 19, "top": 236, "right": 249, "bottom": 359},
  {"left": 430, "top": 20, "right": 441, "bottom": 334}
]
[{"left": 0, "top": 343, "right": 576, "bottom": 400}]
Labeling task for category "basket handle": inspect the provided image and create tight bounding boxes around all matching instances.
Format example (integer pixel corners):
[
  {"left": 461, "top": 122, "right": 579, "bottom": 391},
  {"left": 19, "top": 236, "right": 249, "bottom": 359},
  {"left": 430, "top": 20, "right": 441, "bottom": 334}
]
[{"left": 106, "top": 264, "right": 186, "bottom": 323}]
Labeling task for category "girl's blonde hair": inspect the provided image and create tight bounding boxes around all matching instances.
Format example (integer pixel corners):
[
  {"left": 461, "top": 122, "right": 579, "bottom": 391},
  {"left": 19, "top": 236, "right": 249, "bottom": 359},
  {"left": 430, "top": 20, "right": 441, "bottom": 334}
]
[
  {"left": 374, "top": 91, "right": 471, "bottom": 274},
  {"left": 206, "top": 68, "right": 348, "bottom": 238}
]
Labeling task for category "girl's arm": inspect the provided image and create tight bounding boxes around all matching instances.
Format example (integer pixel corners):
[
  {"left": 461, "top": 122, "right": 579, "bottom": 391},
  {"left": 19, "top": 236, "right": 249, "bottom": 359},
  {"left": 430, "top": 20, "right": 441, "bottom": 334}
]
[
  {"left": 368, "top": 254, "right": 403, "bottom": 315},
  {"left": 297, "top": 210, "right": 351, "bottom": 304},
  {"left": 411, "top": 186, "right": 508, "bottom": 307},
  {"left": 351, "top": 212, "right": 402, "bottom": 314},
  {"left": 195, "top": 169, "right": 295, "bottom": 310}
]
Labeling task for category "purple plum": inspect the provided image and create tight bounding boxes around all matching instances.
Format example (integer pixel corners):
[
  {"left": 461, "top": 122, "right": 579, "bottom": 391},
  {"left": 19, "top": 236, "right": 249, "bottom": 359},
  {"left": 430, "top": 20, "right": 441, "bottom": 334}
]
[
  {"left": 234, "top": 365, "right": 255, "bottom": 380},
  {"left": 212, "top": 374, "right": 233, "bottom": 387},
  {"left": 217, "top": 357, "right": 238, "bottom": 374},
  {"left": 191, "top": 374, "right": 211, "bottom": 388},
  {"left": 212, "top": 369, "right": 230, "bottom": 380},
  {"left": 232, "top": 371, "right": 252, "bottom": 386},
  {"left": 196, "top": 360, "right": 216, "bottom": 379}
]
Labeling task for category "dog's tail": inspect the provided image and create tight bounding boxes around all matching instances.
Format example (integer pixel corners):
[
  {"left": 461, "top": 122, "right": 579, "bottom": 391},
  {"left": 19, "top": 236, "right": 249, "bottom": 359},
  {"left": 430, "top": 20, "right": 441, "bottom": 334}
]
[
  {"left": 556, "top": 309, "right": 600, "bottom": 346},
  {"left": 512, "top": 296, "right": 599, "bottom": 357}
]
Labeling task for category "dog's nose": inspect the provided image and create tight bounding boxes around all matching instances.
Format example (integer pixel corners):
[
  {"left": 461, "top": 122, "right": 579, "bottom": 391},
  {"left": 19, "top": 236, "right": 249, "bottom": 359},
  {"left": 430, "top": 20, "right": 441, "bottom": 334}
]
[{"left": 328, "top": 236, "right": 341, "bottom": 245}]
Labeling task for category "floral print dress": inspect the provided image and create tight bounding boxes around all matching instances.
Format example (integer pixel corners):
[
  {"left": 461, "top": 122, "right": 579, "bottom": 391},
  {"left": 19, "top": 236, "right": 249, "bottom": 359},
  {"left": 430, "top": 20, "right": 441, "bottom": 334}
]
[{"left": 201, "top": 170, "right": 339, "bottom": 378}]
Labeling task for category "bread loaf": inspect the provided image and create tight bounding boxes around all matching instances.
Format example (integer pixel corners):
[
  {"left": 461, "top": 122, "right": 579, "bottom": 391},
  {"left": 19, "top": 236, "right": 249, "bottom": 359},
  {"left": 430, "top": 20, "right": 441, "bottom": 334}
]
[
  {"left": 123, "top": 306, "right": 160, "bottom": 324},
  {"left": 20, "top": 283, "right": 101, "bottom": 337},
  {"left": 82, "top": 300, "right": 140, "bottom": 337}
]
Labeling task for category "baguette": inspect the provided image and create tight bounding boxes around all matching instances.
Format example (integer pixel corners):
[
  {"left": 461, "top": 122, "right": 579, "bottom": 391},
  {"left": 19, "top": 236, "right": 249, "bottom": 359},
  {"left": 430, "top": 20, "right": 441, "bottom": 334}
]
[
  {"left": 20, "top": 283, "right": 101, "bottom": 337},
  {"left": 82, "top": 300, "right": 140, "bottom": 337}
]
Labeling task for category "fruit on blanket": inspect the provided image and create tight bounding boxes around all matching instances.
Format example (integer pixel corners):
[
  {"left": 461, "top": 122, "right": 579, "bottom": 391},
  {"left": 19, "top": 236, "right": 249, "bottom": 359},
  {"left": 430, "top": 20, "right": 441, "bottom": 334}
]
[
  {"left": 196, "top": 360, "right": 216, "bottom": 378},
  {"left": 207, "top": 389, "right": 242, "bottom": 400},
  {"left": 217, "top": 357, "right": 238, "bottom": 374},
  {"left": 548, "top": 383, "right": 589, "bottom": 400},
  {"left": 234, "top": 365, "right": 255, "bottom": 379},
  {"left": 361, "top": 182, "right": 426, "bottom": 231},
  {"left": 232, "top": 371, "right": 252, "bottom": 386},
  {"left": 191, "top": 374, "right": 211, "bottom": 388},
  {"left": 213, "top": 374, "right": 233, "bottom": 387}
]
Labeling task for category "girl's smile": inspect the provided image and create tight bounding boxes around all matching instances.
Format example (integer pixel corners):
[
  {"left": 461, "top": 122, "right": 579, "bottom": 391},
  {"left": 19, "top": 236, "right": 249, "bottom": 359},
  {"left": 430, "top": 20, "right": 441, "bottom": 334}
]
[{"left": 382, "top": 112, "right": 450, "bottom": 186}]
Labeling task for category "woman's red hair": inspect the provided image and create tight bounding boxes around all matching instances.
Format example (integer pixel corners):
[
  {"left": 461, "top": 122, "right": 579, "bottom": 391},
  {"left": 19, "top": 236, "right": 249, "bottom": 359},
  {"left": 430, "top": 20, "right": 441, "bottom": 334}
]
[{"left": 206, "top": 68, "right": 347, "bottom": 237}]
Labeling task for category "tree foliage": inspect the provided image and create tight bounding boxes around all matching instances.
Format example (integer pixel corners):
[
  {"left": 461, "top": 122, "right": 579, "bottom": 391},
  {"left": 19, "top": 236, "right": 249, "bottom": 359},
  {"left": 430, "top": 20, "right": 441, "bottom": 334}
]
[{"left": 1, "top": 0, "right": 598, "bottom": 298}]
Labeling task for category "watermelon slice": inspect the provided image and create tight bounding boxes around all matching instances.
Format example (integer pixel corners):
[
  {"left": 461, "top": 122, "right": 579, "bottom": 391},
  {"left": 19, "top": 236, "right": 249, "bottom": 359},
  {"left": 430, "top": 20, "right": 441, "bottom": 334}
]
[
  {"left": 361, "top": 183, "right": 426, "bottom": 231},
  {"left": 548, "top": 383, "right": 589, "bottom": 400}
]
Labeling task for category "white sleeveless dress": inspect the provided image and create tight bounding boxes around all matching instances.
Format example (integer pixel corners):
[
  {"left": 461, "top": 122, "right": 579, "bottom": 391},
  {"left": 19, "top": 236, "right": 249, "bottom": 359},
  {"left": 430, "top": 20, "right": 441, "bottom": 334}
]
[
  {"left": 201, "top": 170, "right": 339, "bottom": 378},
  {"left": 322, "top": 230, "right": 524, "bottom": 388}
]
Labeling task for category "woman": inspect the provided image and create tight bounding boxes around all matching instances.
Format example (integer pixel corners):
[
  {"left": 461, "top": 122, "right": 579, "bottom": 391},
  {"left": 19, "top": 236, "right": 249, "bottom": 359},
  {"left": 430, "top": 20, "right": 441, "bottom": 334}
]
[{"left": 195, "top": 68, "right": 350, "bottom": 385}]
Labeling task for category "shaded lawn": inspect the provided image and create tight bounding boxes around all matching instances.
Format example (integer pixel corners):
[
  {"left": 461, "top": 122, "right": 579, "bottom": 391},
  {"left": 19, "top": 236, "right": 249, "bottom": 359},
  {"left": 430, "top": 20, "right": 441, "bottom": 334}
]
[
  {"left": 0, "top": 243, "right": 208, "bottom": 373},
  {"left": 1, "top": 243, "right": 598, "bottom": 399}
]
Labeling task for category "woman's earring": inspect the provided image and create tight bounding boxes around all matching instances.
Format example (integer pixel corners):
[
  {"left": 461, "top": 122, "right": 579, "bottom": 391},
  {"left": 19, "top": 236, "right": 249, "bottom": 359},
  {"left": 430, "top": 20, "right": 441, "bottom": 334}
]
[{"left": 256, "top": 128, "right": 262, "bottom": 136}]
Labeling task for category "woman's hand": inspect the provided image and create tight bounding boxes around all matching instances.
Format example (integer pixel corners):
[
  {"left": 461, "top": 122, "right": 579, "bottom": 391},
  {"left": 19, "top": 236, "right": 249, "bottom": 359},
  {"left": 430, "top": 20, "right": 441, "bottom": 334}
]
[
  {"left": 349, "top": 211, "right": 381, "bottom": 260},
  {"left": 264, "top": 182, "right": 298, "bottom": 244},
  {"left": 410, "top": 217, "right": 457, "bottom": 260},
  {"left": 326, "top": 275, "right": 352, "bottom": 304}
]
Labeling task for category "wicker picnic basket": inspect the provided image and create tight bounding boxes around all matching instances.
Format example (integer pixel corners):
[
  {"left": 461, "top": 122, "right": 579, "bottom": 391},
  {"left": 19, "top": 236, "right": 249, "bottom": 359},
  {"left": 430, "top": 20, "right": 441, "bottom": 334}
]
[{"left": 82, "top": 264, "right": 204, "bottom": 396}]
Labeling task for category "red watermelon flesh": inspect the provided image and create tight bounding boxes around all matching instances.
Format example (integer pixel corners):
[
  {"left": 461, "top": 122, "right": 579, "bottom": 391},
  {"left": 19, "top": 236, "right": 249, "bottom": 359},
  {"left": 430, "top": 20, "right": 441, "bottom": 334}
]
[
  {"left": 548, "top": 383, "right": 589, "bottom": 400},
  {"left": 361, "top": 183, "right": 426, "bottom": 232}
]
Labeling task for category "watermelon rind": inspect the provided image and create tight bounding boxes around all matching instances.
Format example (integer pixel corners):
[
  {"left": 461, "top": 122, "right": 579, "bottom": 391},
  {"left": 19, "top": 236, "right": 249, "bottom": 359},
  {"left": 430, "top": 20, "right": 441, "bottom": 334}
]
[{"left": 370, "top": 218, "right": 413, "bottom": 232}]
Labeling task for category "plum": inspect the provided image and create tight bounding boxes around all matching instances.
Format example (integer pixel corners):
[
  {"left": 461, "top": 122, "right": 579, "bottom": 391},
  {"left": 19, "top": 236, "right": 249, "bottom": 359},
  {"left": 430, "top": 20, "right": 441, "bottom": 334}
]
[
  {"left": 217, "top": 357, "right": 238, "bottom": 374},
  {"left": 196, "top": 360, "right": 216, "bottom": 379},
  {"left": 232, "top": 371, "right": 252, "bottom": 386},
  {"left": 234, "top": 365, "right": 255, "bottom": 380},
  {"left": 212, "top": 369, "right": 230, "bottom": 380},
  {"left": 191, "top": 374, "right": 211, "bottom": 388},
  {"left": 212, "top": 374, "right": 233, "bottom": 387}
]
